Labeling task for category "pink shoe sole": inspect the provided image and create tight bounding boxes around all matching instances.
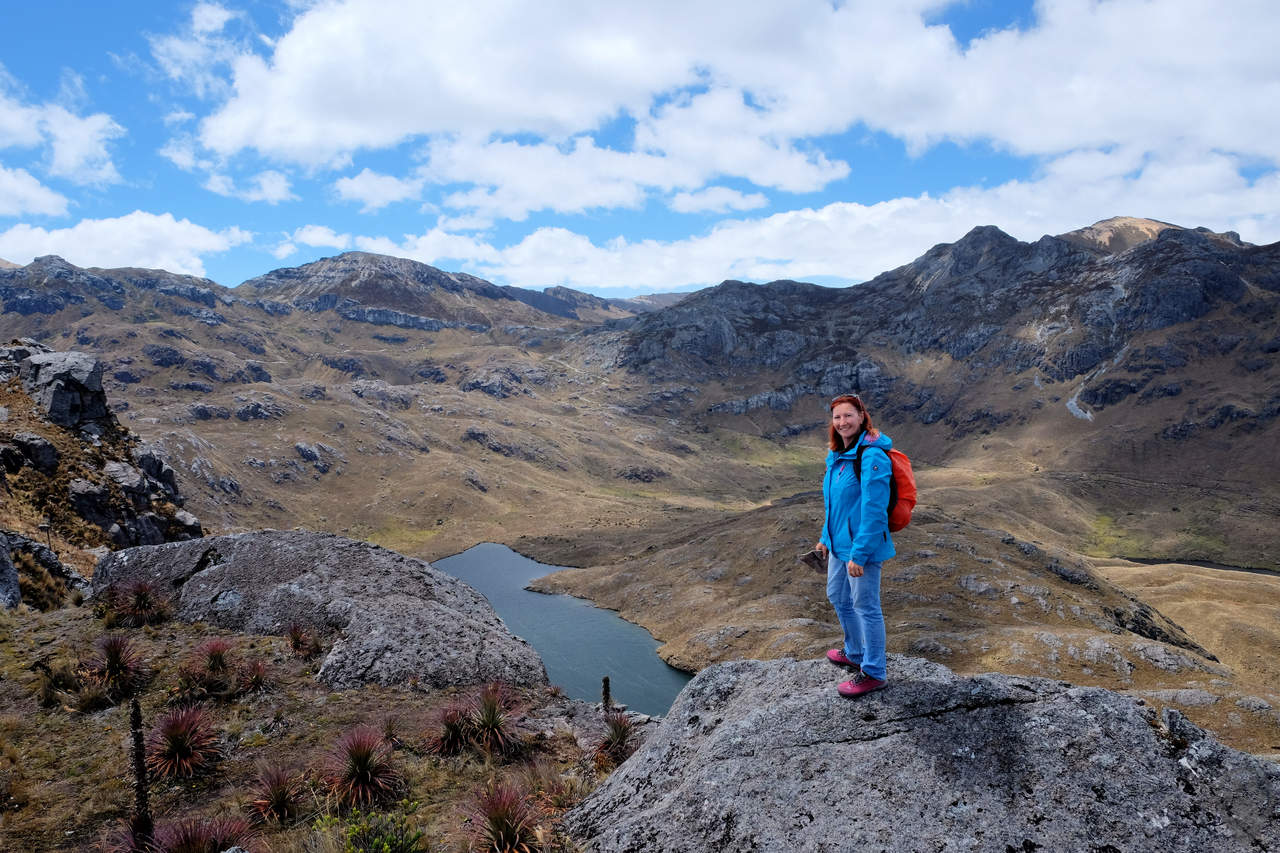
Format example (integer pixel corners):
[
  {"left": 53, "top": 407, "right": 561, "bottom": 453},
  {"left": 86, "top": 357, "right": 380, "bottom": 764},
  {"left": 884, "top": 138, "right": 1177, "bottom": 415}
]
[{"left": 837, "top": 676, "right": 886, "bottom": 697}]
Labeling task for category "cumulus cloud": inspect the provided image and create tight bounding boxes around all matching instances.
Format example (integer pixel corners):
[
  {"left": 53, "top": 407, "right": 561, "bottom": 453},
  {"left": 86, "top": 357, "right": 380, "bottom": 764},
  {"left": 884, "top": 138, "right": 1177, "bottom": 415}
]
[
  {"left": 0, "top": 165, "right": 68, "bottom": 217},
  {"left": 0, "top": 211, "right": 252, "bottom": 276},
  {"left": 329, "top": 145, "right": 1279, "bottom": 291},
  {"left": 158, "top": 0, "right": 1276, "bottom": 245},
  {"left": 192, "top": 1, "right": 1280, "bottom": 163},
  {"left": 149, "top": 2, "right": 248, "bottom": 99},
  {"left": 291, "top": 224, "right": 351, "bottom": 249},
  {"left": 671, "top": 186, "right": 769, "bottom": 214},
  {"left": 204, "top": 169, "right": 295, "bottom": 203},
  {"left": 0, "top": 71, "right": 124, "bottom": 186},
  {"left": 39, "top": 106, "right": 125, "bottom": 184},
  {"left": 334, "top": 168, "right": 424, "bottom": 212}
]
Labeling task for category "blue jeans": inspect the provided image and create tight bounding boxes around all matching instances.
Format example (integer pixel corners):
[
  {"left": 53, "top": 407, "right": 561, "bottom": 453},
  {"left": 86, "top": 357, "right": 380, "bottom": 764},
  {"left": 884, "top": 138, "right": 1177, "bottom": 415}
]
[{"left": 826, "top": 554, "right": 887, "bottom": 681}]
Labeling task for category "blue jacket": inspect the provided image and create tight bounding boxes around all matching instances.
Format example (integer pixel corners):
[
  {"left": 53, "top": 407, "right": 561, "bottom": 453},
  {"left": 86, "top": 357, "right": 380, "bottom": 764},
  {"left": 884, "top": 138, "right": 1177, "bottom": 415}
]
[{"left": 820, "top": 430, "right": 896, "bottom": 566}]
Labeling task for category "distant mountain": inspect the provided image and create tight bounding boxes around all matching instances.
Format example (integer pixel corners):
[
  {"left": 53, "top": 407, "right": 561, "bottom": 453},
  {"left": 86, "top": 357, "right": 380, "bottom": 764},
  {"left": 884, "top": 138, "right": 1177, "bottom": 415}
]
[
  {"left": 615, "top": 220, "right": 1280, "bottom": 566},
  {"left": 0, "top": 258, "right": 18, "bottom": 269},
  {"left": 0, "top": 217, "right": 1276, "bottom": 574},
  {"left": 239, "top": 251, "right": 640, "bottom": 325},
  {"left": 1056, "top": 215, "right": 1181, "bottom": 254}
]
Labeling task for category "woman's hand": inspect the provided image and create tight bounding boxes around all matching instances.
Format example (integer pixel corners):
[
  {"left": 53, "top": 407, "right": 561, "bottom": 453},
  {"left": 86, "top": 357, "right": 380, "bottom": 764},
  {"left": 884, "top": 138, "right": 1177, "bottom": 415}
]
[
  {"left": 815, "top": 542, "right": 828, "bottom": 559},
  {"left": 847, "top": 560, "right": 864, "bottom": 578}
]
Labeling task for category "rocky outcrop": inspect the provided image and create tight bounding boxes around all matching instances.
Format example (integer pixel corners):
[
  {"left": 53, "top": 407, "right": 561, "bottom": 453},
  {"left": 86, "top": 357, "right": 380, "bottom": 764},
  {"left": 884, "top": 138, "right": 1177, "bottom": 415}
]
[
  {"left": 567, "top": 656, "right": 1280, "bottom": 853},
  {"left": 19, "top": 350, "right": 111, "bottom": 429},
  {"left": 90, "top": 530, "right": 548, "bottom": 691}
]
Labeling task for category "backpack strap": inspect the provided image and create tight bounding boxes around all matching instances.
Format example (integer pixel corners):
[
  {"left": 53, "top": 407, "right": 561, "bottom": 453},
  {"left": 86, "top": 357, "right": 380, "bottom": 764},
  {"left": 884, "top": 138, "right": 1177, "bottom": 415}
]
[{"left": 852, "top": 443, "right": 898, "bottom": 517}]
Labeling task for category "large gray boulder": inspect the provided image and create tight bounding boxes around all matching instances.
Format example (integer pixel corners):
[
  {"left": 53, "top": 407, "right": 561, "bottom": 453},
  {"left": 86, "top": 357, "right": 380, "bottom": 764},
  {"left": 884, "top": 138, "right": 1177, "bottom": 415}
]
[
  {"left": 19, "top": 350, "right": 109, "bottom": 427},
  {"left": 566, "top": 656, "right": 1280, "bottom": 853},
  {"left": 91, "top": 530, "right": 547, "bottom": 691}
]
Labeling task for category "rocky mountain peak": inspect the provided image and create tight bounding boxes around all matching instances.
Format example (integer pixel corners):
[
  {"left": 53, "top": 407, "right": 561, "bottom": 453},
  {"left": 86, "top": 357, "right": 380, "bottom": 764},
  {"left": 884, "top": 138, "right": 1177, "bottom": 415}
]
[
  {"left": 238, "top": 251, "right": 503, "bottom": 307},
  {"left": 1057, "top": 215, "right": 1182, "bottom": 255}
]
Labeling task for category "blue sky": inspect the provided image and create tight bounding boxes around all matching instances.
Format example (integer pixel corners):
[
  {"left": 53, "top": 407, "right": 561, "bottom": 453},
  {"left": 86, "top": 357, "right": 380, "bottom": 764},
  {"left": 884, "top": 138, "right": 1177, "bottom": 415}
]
[{"left": 1, "top": 0, "right": 1277, "bottom": 295}]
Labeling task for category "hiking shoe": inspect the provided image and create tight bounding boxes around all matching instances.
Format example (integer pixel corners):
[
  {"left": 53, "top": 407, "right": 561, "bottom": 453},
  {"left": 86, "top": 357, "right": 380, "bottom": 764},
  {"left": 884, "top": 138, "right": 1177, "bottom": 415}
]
[
  {"left": 837, "top": 672, "right": 887, "bottom": 697},
  {"left": 826, "top": 649, "right": 859, "bottom": 670}
]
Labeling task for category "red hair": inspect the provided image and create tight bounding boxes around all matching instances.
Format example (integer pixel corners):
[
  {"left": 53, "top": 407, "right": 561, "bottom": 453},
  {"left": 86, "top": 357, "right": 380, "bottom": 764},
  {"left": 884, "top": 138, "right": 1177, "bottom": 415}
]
[{"left": 828, "top": 394, "right": 876, "bottom": 451}]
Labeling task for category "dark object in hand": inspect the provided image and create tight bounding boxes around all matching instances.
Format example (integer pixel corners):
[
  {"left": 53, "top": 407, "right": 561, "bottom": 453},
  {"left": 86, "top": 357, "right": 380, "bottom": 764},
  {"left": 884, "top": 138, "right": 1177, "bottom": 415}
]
[{"left": 798, "top": 549, "right": 826, "bottom": 572}]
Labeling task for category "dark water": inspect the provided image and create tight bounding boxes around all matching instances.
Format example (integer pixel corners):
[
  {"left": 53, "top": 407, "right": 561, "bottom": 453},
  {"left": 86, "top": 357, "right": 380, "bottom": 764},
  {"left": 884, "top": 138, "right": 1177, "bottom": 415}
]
[{"left": 434, "top": 542, "right": 691, "bottom": 717}]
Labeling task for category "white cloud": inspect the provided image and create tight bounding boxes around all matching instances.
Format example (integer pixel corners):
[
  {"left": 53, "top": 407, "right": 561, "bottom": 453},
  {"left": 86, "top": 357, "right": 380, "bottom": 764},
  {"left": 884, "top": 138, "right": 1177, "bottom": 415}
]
[
  {"left": 292, "top": 224, "right": 351, "bottom": 249},
  {"left": 38, "top": 106, "right": 124, "bottom": 184},
  {"left": 0, "top": 211, "right": 252, "bottom": 276},
  {"left": 0, "top": 91, "right": 43, "bottom": 149},
  {"left": 149, "top": 2, "right": 247, "bottom": 100},
  {"left": 122, "top": 0, "right": 1275, "bottom": 245},
  {"left": 357, "top": 147, "right": 1280, "bottom": 291},
  {"left": 0, "top": 73, "right": 124, "bottom": 186},
  {"left": 272, "top": 241, "right": 297, "bottom": 259},
  {"left": 194, "top": 1, "right": 1280, "bottom": 164},
  {"left": 204, "top": 169, "right": 295, "bottom": 203},
  {"left": 160, "top": 134, "right": 214, "bottom": 171},
  {"left": 192, "top": 2, "right": 237, "bottom": 35},
  {"left": 0, "top": 165, "right": 68, "bottom": 216},
  {"left": 671, "top": 186, "right": 768, "bottom": 214},
  {"left": 426, "top": 136, "right": 671, "bottom": 222},
  {"left": 334, "top": 168, "right": 424, "bottom": 212}
]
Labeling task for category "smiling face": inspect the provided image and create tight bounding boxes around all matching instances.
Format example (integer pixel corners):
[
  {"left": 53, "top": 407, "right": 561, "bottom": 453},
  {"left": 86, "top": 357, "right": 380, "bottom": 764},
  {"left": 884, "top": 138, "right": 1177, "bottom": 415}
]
[{"left": 831, "top": 401, "right": 864, "bottom": 444}]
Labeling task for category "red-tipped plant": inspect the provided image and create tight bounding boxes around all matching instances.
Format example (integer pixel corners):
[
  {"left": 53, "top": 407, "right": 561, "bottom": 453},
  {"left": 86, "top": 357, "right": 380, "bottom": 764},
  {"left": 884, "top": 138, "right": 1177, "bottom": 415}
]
[
  {"left": 145, "top": 706, "right": 221, "bottom": 779},
  {"left": 324, "top": 726, "right": 400, "bottom": 809},
  {"left": 470, "top": 682, "right": 514, "bottom": 758},
  {"left": 109, "top": 580, "right": 171, "bottom": 628},
  {"left": 594, "top": 711, "right": 636, "bottom": 770},
  {"left": 429, "top": 703, "right": 471, "bottom": 756},
  {"left": 82, "top": 634, "right": 143, "bottom": 701},
  {"left": 195, "top": 638, "right": 234, "bottom": 674},
  {"left": 150, "top": 815, "right": 254, "bottom": 853},
  {"left": 237, "top": 659, "right": 270, "bottom": 694},
  {"left": 469, "top": 780, "right": 539, "bottom": 853},
  {"left": 245, "top": 765, "right": 303, "bottom": 824}
]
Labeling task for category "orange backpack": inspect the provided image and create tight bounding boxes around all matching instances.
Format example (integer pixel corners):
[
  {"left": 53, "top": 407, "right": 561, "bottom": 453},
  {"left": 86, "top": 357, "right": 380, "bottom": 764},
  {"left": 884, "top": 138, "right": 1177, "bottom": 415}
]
[{"left": 853, "top": 444, "right": 918, "bottom": 532}]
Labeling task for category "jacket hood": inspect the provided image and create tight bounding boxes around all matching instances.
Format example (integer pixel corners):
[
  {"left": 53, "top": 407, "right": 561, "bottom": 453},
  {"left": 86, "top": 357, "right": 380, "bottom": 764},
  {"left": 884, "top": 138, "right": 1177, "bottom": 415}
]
[{"left": 828, "top": 429, "right": 893, "bottom": 462}]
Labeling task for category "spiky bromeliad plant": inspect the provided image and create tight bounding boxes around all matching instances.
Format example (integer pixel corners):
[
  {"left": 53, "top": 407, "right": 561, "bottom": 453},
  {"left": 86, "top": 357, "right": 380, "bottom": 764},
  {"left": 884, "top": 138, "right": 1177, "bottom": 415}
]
[
  {"left": 428, "top": 702, "right": 472, "bottom": 757},
  {"left": 470, "top": 682, "right": 516, "bottom": 759},
  {"left": 469, "top": 780, "right": 540, "bottom": 853},
  {"left": 145, "top": 706, "right": 222, "bottom": 779},
  {"left": 107, "top": 580, "right": 171, "bottom": 628},
  {"left": 82, "top": 633, "right": 144, "bottom": 702},
  {"left": 325, "top": 726, "right": 400, "bottom": 809},
  {"left": 150, "top": 815, "right": 255, "bottom": 853},
  {"left": 171, "top": 639, "right": 241, "bottom": 704},
  {"left": 245, "top": 764, "right": 304, "bottom": 824},
  {"left": 593, "top": 711, "right": 636, "bottom": 771}
]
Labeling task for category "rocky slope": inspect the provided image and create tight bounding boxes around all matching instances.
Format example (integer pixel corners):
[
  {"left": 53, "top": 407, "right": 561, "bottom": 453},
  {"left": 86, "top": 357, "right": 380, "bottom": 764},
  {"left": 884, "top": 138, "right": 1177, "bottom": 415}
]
[
  {"left": 612, "top": 222, "right": 1280, "bottom": 568},
  {"left": 566, "top": 656, "right": 1280, "bottom": 852},
  {"left": 1, "top": 341, "right": 202, "bottom": 607}
]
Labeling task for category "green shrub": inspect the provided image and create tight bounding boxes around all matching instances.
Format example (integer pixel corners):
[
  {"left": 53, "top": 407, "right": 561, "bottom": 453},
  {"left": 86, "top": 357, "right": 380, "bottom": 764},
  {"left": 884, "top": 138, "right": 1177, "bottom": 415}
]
[{"left": 343, "top": 802, "right": 428, "bottom": 853}]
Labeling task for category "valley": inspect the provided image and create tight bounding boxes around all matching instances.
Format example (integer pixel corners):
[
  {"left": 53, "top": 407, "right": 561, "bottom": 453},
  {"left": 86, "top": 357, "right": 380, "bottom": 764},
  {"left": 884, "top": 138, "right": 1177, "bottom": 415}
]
[{"left": 3, "top": 216, "right": 1279, "bottom": 758}]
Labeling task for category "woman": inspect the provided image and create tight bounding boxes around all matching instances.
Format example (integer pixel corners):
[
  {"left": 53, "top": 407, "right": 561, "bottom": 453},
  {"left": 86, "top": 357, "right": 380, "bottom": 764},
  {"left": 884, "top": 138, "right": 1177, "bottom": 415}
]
[{"left": 814, "top": 393, "right": 895, "bottom": 697}]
